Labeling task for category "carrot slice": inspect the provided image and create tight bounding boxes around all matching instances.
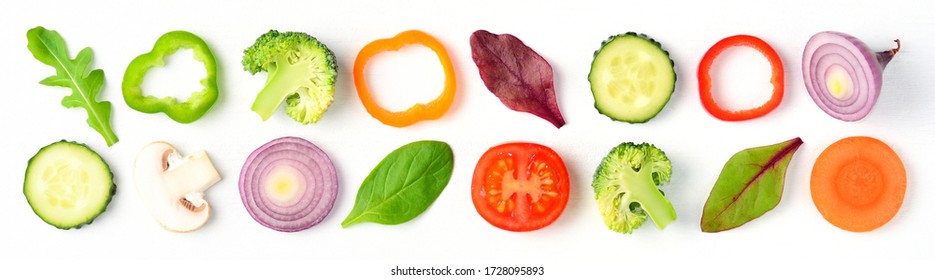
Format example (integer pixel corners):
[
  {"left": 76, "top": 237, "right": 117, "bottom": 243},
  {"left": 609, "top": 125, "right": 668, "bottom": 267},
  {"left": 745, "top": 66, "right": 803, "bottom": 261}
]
[{"left": 811, "top": 136, "right": 906, "bottom": 232}]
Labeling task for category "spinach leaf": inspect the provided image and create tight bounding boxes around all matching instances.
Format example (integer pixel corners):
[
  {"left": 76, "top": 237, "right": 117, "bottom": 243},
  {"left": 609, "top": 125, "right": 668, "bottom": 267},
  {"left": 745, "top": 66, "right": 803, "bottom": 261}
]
[
  {"left": 701, "top": 138, "right": 803, "bottom": 232},
  {"left": 341, "top": 140, "right": 454, "bottom": 227}
]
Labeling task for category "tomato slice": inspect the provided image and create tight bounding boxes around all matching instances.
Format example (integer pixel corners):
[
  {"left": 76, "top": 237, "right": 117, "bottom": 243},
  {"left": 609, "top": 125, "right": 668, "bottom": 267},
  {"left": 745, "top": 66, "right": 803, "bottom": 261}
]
[{"left": 471, "top": 142, "right": 569, "bottom": 232}]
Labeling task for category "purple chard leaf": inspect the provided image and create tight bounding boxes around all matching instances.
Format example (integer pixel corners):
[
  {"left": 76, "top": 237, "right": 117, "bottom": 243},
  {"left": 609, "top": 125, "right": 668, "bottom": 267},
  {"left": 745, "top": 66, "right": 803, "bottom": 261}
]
[{"left": 469, "top": 30, "right": 565, "bottom": 128}]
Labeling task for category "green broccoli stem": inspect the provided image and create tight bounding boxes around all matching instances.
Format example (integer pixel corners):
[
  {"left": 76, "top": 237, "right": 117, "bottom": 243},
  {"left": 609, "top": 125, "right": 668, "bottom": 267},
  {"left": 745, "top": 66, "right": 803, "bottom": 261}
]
[
  {"left": 628, "top": 166, "right": 677, "bottom": 229},
  {"left": 250, "top": 57, "right": 311, "bottom": 120}
]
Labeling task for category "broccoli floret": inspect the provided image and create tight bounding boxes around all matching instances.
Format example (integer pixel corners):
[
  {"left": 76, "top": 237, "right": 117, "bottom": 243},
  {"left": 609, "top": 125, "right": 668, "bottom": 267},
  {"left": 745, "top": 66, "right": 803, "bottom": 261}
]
[
  {"left": 592, "top": 142, "right": 676, "bottom": 234},
  {"left": 242, "top": 30, "right": 337, "bottom": 124}
]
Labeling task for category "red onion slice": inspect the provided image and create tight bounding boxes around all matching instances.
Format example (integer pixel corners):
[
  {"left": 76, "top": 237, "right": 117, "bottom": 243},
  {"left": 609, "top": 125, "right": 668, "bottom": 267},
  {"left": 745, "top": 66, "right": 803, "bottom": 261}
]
[
  {"left": 239, "top": 136, "right": 338, "bottom": 232},
  {"left": 802, "top": 31, "right": 900, "bottom": 121}
]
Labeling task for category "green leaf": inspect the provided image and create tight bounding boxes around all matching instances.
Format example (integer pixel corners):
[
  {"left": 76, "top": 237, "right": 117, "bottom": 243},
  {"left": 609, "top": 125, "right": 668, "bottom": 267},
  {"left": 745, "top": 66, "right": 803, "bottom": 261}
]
[
  {"left": 700, "top": 137, "right": 803, "bottom": 232},
  {"left": 26, "top": 27, "right": 118, "bottom": 146},
  {"left": 342, "top": 140, "right": 454, "bottom": 228}
]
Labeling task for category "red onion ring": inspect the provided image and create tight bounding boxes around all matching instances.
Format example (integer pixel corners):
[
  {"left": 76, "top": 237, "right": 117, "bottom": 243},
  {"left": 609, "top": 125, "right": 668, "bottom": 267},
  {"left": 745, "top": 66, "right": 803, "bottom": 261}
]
[
  {"left": 239, "top": 136, "right": 338, "bottom": 232},
  {"left": 802, "top": 31, "right": 899, "bottom": 121}
]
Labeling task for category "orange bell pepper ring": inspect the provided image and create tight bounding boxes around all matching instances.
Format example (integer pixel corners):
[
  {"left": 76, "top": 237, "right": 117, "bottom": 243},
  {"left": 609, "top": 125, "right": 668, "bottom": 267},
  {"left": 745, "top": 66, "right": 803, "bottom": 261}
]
[
  {"left": 353, "top": 30, "right": 456, "bottom": 127},
  {"left": 698, "top": 35, "right": 784, "bottom": 121}
]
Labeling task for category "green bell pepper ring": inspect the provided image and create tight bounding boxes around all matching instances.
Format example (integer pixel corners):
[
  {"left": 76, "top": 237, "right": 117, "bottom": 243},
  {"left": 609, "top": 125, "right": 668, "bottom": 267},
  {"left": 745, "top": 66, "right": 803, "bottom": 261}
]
[{"left": 123, "top": 31, "right": 218, "bottom": 123}]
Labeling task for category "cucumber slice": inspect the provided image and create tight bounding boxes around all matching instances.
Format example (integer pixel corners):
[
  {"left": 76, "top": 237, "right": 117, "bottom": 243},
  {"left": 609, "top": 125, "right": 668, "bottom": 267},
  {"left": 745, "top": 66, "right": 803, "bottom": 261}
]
[
  {"left": 589, "top": 33, "right": 676, "bottom": 123},
  {"left": 24, "top": 141, "right": 114, "bottom": 229}
]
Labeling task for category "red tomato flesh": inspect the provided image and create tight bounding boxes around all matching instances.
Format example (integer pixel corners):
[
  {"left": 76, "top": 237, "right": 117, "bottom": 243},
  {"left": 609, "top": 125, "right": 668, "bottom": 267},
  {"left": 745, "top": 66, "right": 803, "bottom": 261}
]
[{"left": 471, "top": 142, "right": 570, "bottom": 232}]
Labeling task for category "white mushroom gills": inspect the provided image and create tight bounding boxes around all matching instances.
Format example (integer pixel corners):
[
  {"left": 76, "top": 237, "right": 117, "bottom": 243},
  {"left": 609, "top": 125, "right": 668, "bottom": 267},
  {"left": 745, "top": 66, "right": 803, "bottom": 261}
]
[{"left": 134, "top": 142, "right": 220, "bottom": 232}]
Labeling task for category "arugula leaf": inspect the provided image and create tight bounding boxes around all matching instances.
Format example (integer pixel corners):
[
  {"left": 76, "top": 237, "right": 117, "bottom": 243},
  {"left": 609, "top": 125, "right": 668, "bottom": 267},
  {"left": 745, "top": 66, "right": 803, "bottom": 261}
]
[
  {"left": 701, "top": 138, "right": 803, "bottom": 232},
  {"left": 342, "top": 140, "right": 454, "bottom": 228},
  {"left": 26, "top": 26, "right": 118, "bottom": 146}
]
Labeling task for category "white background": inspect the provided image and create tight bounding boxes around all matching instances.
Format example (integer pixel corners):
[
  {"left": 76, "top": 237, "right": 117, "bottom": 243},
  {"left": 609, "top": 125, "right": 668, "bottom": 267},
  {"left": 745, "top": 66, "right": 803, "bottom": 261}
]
[{"left": 1, "top": 0, "right": 932, "bottom": 278}]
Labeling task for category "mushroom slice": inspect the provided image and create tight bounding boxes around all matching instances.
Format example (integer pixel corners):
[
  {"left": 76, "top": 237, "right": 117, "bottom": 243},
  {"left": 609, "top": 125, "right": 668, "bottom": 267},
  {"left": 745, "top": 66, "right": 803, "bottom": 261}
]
[{"left": 134, "top": 142, "right": 220, "bottom": 232}]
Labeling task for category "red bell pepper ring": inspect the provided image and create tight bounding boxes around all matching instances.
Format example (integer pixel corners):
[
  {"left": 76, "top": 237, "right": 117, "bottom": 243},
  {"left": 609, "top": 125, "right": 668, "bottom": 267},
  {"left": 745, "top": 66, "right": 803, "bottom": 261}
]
[{"left": 698, "top": 35, "right": 784, "bottom": 121}]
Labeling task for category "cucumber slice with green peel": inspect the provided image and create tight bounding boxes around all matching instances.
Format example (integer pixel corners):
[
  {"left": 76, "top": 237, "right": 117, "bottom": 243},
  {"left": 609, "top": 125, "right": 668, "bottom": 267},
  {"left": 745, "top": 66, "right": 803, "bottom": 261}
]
[
  {"left": 589, "top": 33, "right": 676, "bottom": 123},
  {"left": 24, "top": 141, "right": 114, "bottom": 229}
]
